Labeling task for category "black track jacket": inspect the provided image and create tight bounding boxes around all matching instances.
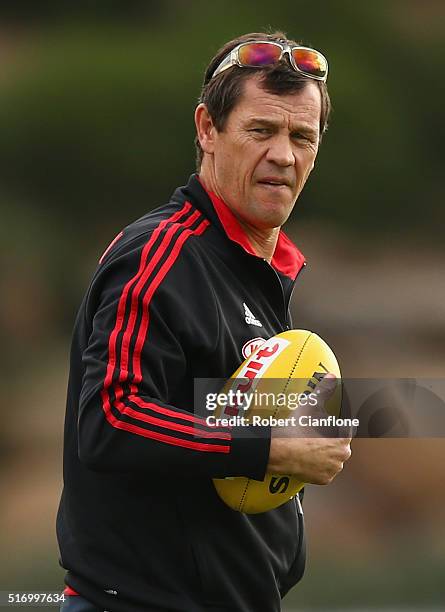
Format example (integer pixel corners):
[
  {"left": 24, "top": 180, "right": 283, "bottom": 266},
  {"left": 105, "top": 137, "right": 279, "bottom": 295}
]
[{"left": 57, "top": 174, "right": 307, "bottom": 612}]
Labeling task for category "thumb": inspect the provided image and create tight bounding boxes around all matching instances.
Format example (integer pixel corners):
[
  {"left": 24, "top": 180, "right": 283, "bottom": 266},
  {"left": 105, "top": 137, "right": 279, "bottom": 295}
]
[
  {"left": 313, "top": 373, "right": 337, "bottom": 409},
  {"left": 307, "top": 373, "right": 340, "bottom": 437}
]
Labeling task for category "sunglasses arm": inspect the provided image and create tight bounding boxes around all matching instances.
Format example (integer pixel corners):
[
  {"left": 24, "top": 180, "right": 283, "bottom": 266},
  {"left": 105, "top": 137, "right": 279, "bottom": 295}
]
[{"left": 211, "top": 47, "right": 240, "bottom": 79}]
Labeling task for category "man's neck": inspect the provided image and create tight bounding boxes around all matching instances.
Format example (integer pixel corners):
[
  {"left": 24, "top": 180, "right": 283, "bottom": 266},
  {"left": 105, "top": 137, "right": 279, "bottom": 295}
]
[{"left": 235, "top": 218, "right": 279, "bottom": 263}]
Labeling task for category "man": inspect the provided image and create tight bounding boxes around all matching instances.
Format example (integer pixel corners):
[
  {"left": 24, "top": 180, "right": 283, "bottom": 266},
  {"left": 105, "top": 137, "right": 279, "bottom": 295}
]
[{"left": 57, "top": 31, "right": 351, "bottom": 612}]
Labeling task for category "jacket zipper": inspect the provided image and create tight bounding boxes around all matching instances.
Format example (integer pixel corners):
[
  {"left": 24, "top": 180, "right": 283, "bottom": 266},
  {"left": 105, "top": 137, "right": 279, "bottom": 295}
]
[{"left": 264, "top": 260, "right": 307, "bottom": 330}]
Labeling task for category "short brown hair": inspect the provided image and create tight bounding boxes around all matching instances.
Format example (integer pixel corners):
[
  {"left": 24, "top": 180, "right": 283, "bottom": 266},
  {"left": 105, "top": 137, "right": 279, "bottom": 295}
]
[{"left": 195, "top": 31, "right": 331, "bottom": 170}]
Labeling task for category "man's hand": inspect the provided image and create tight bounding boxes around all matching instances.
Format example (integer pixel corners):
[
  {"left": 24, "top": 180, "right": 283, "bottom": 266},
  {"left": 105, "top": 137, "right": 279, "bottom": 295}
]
[{"left": 267, "top": 374, "right": 352, "bottom": 484}]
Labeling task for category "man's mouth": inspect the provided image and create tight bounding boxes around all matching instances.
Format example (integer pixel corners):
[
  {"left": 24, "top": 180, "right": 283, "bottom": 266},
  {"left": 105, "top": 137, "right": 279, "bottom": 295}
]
[
  {"left": 257, "top": 181, "right": 289, "bottom": 190},
  {"left": 257, "top": 177, "right": 291, "bottom": 188}
]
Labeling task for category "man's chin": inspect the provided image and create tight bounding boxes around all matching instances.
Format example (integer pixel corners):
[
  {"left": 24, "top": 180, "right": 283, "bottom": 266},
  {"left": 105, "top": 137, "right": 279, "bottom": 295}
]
[
  {"left": 244, "top": 210, "right": 291, "bottom": 231},
  {"left": 254, "top": 200, "right": 294, "bottom": 228}
]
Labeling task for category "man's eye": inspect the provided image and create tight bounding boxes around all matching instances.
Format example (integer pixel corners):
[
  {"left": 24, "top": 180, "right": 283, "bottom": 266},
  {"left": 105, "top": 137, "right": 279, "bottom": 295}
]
[
  {"left": 250, "top": 128, "right": 270, "bottom": 135},
  {"left": 292, "top": 132, "right": 314, "bottom": 143}
]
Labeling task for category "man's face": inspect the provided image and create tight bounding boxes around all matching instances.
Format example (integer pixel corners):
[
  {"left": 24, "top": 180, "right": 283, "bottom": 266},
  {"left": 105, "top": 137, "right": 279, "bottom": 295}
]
[{"left": 209, "top": 76, "right": 321, "bottom": 230}]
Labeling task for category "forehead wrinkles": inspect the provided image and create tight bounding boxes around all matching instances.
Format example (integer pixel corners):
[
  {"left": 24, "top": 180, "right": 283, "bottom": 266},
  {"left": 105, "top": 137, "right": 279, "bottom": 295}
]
[
  {"left": 235, "top": 81, "right": 321, "bottom": 130},
  {"left": 239, "top": 106, "right": 320, "bottom": 140},
  {"left": 247, "top": 102, "right": 319, "bottom": 128}
]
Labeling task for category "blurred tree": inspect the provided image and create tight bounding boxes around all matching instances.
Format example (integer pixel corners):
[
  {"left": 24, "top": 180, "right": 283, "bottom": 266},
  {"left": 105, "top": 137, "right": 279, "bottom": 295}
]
[{"left": 0, "top": 0, "right": 443, "bottom": 338}]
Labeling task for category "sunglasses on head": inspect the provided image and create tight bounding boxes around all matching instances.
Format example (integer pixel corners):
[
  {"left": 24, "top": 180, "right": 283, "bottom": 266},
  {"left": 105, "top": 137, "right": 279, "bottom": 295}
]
[{"left": 211, "top": 40, "right": 328, "bottom": 82}]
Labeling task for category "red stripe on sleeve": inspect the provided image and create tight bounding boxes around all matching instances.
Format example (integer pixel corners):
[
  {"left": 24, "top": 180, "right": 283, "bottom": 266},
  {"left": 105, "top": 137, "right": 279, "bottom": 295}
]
[
  {"left": 115, "top": 398, "right": 231, "bottom": 440},
  {"left": 131, "top": 219, "right": 209, "bottom": 386},
  {"left": 119, "top": 209, "right": 201, "bottom": 379},
  {"left": 100, "top": 213, "right": 228, "bottom": 452},
  {"left": 101, "top": 394, "right": 230, "bottom": 453},
  {"left": 103, "top": 202, "right": 192, "bottom": 391},
  {"left": 128, "top": 394, "right": 215, "bottom": 427}
]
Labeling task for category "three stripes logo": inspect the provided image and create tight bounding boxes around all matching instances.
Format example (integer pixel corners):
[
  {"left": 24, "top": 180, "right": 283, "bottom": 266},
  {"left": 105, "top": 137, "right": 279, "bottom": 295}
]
[{"left": 243, "top": 302, "right": 262, "bottom": 327}]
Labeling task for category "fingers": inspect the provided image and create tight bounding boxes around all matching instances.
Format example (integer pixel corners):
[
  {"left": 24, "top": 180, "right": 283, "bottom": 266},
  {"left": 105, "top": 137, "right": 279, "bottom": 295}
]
[
  {"left": 267, "top": 434, "right": 352, "bottom": 482},
  {"left": 339, "top": 422, "right": 356, "bottom": 440},
  {"left": 339, "top": 440, "right": 352, "bottom": 461},
  {"left": 313, "top": 372, "right": 337, "bottom": 406},
  {"left": 311, "top": 374, "right": 357, "bottom": 441},
  {"left": 316, "top": 439, "right": 352, "bottom": 484}
]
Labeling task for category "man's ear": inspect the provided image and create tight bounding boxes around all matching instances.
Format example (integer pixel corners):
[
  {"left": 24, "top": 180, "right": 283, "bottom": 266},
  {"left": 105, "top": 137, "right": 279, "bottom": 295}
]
[{"left": 195, "top": 103, "right": 217, "bottom": 155}]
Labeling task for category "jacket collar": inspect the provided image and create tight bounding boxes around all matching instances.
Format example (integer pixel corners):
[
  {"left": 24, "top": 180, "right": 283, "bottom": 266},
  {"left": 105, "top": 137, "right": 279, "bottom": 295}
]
[{"left": 183, "top": 174, "right": 306, "bottom": 281}]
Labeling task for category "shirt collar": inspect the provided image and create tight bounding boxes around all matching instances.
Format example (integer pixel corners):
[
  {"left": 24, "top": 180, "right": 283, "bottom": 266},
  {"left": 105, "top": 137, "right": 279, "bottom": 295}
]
[{"left": 196, "top": 175, "right": 306, "bottom": 280}]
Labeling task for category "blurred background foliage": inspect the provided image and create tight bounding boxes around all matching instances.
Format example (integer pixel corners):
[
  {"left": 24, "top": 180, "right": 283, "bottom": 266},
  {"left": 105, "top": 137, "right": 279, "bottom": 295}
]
[
  {"left": 0, "top": 1, "right": 444, "bottom": 610},
  {"left": 0, "top": 0, "right": 444, "bottom": 339}
]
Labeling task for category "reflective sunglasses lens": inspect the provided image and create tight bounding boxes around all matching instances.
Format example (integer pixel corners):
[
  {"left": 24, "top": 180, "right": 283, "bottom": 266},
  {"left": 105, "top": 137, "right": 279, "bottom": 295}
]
[
  {"left": 238, "top": 43, "right": 282, "bottom": 67},
  {"left": 292, "top": 48, "right": 327, "bottom": 79}
]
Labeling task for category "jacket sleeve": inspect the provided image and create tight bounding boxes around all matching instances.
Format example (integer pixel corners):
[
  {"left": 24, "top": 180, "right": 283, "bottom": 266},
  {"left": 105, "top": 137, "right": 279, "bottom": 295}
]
[{"left": 77, "top": 230, "right": 270, "bottom": 479}]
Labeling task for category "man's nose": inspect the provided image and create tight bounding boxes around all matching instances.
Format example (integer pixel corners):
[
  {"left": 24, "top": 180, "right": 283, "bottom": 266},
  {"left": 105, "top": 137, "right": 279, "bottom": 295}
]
[{"left": 265, "top": 135, "right": 295, "bottom": 167}]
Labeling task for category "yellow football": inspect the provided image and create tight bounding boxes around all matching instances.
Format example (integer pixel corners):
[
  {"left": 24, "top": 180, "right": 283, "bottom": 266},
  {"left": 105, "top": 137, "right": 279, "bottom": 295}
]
[{"left": 213, "top": 329, "right": 341, "bottom": 513}]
